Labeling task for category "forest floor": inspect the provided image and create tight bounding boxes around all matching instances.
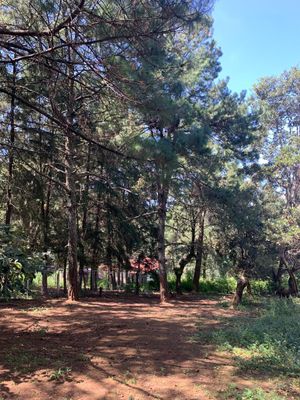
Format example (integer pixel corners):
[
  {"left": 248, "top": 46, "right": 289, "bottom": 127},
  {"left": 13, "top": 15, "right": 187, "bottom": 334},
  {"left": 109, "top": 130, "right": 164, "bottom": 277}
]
[{"left": 0, "top": 294, "right": 299, "bottom": 400}]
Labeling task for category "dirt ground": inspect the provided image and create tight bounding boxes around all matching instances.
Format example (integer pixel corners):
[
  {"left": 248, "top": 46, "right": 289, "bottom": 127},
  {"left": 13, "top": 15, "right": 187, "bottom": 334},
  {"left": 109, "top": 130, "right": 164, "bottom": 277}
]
[{"left": 0, "top": 294, "right": 295, "bottom": 400}]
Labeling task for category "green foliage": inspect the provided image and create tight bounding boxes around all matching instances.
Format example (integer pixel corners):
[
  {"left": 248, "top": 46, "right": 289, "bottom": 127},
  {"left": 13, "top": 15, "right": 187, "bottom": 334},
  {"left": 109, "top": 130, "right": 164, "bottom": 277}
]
[
  {"left": 199, "top": 277, "right": 237, "bottom": 294},
  {"left": 32, "top": 272, "right": 57, "bottom": 289},
  {"left": 168, "top": 274, "right": 237, "bottom": 294},
  {"left": 251, "top": 279, "right": 273, "bottom": 295},
  {"left": 49, "top": 367, "right": 72, "bottom": 382},
  {"left": 167, "top": 275, "right": 272, "bottom": 295},
  {"left": 0, "top": 226, "right": 42, "bottom": 298},
  {"left": 198, "top": 299, "right": 300, "bottom": 376}
]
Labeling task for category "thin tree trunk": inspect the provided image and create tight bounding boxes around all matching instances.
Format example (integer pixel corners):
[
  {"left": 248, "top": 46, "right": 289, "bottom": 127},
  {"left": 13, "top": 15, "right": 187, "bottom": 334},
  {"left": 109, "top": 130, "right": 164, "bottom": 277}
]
[
  {"left": 63, "top": 257, "right": 67, "bottom": 295},
  {"left": 135, "top": 263, "right": 140, "bottom": 295},
  {"left": 56, "top": 272, "right": 60, "bottom": 292},
  {"left": 175, "top": 224, "right": 196, "bottom": 294},
  {"left": 65, "top": 130, "right": 79, "bottom": 300},
  {"left": 41, "top": 270, "right": 48, "bottom": 296},
  {"left": 91, "top": 189, "right": 101, "bottom": 291},
  {"left": 79, "top": 257, "right": 84, "bottom": 291},
  {"left": 65, "top": 39, "right": 79, "bottom": 301},
  {"left": 193, "top": 210, "right": 206, "bottom": 292},
  {"left": 106, "top": 198, "right": 116, "bottom": 290},
  {"left": 90, "top": 268, "right": 96, "bottom": 291},
  {"left": 117, "top": 265, "right": 121, "bottom": 288},
  {"left": 78, "top": 143, "right": 91, "bottom": 292},
  {"left": 5, "top": 62, "right": 17, "bottom": 226},
  {"left": 157, "top": 182, "right": 169, "bottom": 302},
  {"left": 202, "top": 250, "right": 207, "bottom": 279}
]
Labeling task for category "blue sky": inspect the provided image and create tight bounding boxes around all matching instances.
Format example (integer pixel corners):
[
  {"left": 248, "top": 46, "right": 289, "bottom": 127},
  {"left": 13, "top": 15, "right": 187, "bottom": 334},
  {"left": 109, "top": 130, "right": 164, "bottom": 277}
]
[{"left": 212, "top": 0, "right": 300, "bottom": 94}]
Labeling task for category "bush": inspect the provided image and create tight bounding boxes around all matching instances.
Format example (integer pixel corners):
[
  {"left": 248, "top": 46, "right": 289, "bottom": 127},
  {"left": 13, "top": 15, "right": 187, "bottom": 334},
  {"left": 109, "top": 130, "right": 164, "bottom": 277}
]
[
  {"left": 0, "top": 226, "right": 41, "bottom": 298},
  {"left": 168, "top": 274, "right": 237, "bottom": 294},
  {"left": 199, "top": 277, "right": 237, "bottom": 294},
  {"left": 251, "top": 279, "right": 273, "bottom": 295}
]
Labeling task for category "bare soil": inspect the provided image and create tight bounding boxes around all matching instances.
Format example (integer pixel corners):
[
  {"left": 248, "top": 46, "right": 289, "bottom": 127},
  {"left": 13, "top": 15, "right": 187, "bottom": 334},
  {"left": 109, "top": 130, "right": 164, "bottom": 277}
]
[{"left": 0, "top": 294, "right": 297, "bottom": 399}]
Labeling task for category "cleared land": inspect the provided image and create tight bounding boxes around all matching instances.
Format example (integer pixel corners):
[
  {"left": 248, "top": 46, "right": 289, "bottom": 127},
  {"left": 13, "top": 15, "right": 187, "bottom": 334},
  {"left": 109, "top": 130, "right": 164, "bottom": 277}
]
[{"left": 0, "top": 295, "right": 299, "bottom": 400}]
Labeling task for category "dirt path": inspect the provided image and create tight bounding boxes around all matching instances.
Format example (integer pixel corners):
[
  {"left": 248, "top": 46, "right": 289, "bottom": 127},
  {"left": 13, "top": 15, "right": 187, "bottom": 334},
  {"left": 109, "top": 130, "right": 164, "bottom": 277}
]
[{"left": 0, "top": 295, "right": 276, "bottom": 399}]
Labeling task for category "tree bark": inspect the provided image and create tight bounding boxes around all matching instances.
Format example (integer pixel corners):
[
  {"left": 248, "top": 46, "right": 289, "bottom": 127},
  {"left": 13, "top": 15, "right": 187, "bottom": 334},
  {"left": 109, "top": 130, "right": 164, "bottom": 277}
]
[
  {"left": 157, "top": 182, "right": 169, "bottom": 302},
  {"left": 78, "top": 143, "right": 91, "bottom": 292},
  {"left": 63, "top": 257, "right": 67, "bottom": 295},
  {"left": 192, "top": 210, "right": 206, "bottom": 292},
  {"left": 41, "top": 270, "right": 48, "bottom": 296},
  {"left": 135, "top": 260, "right": 141, "bottom": 295},
  {"left": 232, "top": 275, "right": 249, "bottom": 306},
  {"left": 5, "top": 62, "right": 17, "bottom": 226},
  {"left": 65, "top": 130, "right": 79, "bottom": 301},
  {"left": 64, "top": 38, "right": 79, "bottom": 301}
]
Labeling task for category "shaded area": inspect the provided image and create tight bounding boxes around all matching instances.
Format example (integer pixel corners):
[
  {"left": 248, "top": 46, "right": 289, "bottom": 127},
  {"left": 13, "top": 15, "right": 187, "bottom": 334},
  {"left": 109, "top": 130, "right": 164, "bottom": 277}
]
[{"left": 1, "top": 295, "right": 298, "bottom": 399}]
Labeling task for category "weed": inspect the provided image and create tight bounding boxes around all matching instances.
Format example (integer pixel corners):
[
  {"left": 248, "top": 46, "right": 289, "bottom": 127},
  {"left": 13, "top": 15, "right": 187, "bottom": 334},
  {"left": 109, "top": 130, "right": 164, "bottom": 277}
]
[
  {"left": 35, "top": 327, "right": 49, "bottom": 336},
  {"left": 49, "top": 367, "right": 72, "bottom": 382},
  {"left": 124, "top": 370, "right": 137, "bottom": 385}
]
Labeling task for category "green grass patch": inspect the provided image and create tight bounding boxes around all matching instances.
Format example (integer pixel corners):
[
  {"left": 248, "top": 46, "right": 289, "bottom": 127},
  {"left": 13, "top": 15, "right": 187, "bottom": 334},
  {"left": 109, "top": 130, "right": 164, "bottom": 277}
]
[
  {"left": 197, "top": 298, "right": 300, "bottom": 377},
  {"left": 219, "top": 384, "right": 284, "bottom": 400},
  {"left": 4, "top": 350, "right": 47, "bottom": 373}
]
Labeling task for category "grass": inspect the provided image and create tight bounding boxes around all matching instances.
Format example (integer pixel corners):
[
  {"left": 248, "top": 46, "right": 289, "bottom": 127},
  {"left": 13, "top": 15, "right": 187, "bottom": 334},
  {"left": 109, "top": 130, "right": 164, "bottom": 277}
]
[
  {"left": 197, "top": 298, "right": 300, "bottom": 378},
  {"left": 4, "top": 350, "right": 46, "bottom": 373},
  {"left": 219, "top": 384, "right": 284, "bottom": 400}
]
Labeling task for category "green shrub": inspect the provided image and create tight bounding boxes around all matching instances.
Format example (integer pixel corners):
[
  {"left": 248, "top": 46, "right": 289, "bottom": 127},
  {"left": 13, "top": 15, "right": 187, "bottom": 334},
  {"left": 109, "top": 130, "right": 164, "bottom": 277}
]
[
  {"left": 251, "top": 279, "right": 273, "bottom": 295},
  {"left": 199, "top": 277, "right": 237, "bottom": 294},
  {"left": 0, "top": 226, "right": 41, "bottom": 298},
  {"left": 168, "top": 275, "right": 237, "bottom": 294}
]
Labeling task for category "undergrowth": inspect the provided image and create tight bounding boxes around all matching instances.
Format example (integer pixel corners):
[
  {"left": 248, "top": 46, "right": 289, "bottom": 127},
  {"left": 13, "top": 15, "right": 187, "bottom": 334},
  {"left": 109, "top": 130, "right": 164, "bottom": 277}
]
[{"left": 197, "top": 298, "right": 300, "bottom": 376}]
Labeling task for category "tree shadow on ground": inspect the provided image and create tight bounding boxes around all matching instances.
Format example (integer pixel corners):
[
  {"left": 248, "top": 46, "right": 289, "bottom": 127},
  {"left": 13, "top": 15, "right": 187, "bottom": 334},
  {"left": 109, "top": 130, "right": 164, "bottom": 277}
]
[{"left": 0, "top": 296, "right": 246, "bottom": 399}]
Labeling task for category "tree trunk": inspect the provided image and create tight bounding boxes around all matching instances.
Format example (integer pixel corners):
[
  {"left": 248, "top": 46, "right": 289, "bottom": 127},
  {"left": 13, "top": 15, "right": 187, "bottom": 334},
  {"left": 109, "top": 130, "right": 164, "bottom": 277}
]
[
  {"left": 117, "top": 265, "right": 121, "bottom": 288},
  {"left": 157, "top": 183, "right": 169, "bottom": 302},
  {"left": 175, "top": 269, "right": 183, "bottom": 295},
  {"left": 232, "top": 275, "right": 249, "bottom": 306},
  {"left": 288, "top": 270, "right": 298, "bottom": 296},
  {"left": 78, "top": 143, "right": 91, "bottom": 293},
  {"left": 202, "top": 256, "right": 207, "bottom": 279},
  {"left": 65, "top": 130, "right": 79, "bottom": 301},
  {"left": 90, "top": 268, "right": 98, "bottom": 291},
  {"left": 280, "top": 251, "right": 299, "bottom": 297},
  {"left": 63, "top": 257, "right": 67, "bottom": 295},
  {"left": 56, "top": 272, "right": 60, "bottom": 292},
  {"left": 174, "top": 224, "right": 195, "bottom": 294},
  {"left": 5, "top": 62, "right": 16, "bottom": 226},
  {"left": 135, "top": 264, "right": 140, "bottom": 295},
  {"left": 41, "top": 270, "right": 48, "bottom": 296},
  {"left": 79, "top": 259, "right": 84, "bottom": 291},
  {"left": 192, "top": 210, "right": 205, "bottom": 292}
]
